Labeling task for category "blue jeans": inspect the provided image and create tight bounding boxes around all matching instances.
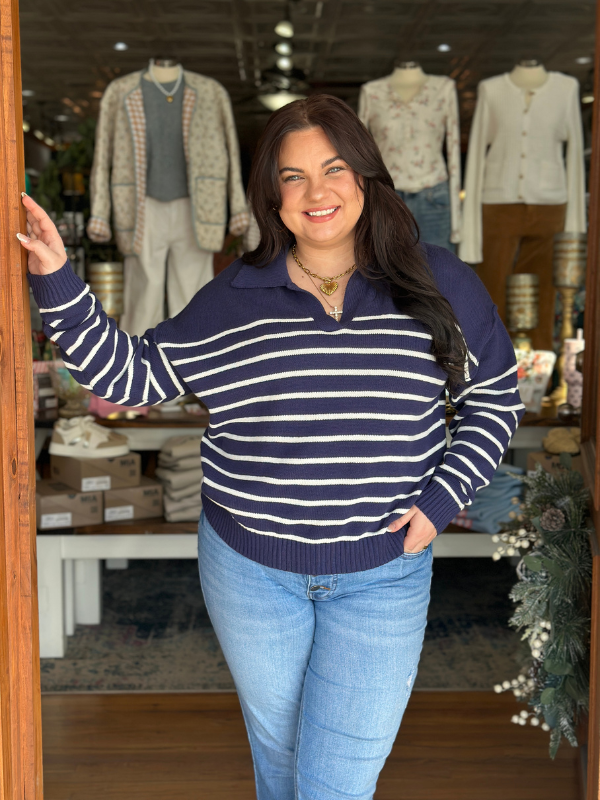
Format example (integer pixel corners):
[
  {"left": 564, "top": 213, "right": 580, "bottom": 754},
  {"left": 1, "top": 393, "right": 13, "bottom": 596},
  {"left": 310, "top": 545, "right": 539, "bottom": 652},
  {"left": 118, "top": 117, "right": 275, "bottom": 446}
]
[
  {"left": 198, "top": 511, "right": 433, "bottom": 800},
  {"left": 396, "top": 180, "right": 455, "bottom": 253}
]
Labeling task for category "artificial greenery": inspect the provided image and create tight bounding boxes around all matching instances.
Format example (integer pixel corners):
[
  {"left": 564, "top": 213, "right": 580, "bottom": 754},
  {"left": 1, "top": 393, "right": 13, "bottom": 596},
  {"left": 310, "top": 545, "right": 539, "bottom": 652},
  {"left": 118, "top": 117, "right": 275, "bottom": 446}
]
[
  {"left": 492, "top": 454, "right": 593, "bottom": 758},
  {"left": 33, "top": 118, "right": 120, "bottom": 263}
]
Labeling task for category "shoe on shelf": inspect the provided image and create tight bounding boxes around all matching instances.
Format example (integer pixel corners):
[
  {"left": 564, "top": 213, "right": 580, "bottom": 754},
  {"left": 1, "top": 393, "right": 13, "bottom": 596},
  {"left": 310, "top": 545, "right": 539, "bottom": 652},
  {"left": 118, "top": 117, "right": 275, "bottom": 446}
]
[{"left": 49, "top": 415, "right": 130, "bottom": 459}]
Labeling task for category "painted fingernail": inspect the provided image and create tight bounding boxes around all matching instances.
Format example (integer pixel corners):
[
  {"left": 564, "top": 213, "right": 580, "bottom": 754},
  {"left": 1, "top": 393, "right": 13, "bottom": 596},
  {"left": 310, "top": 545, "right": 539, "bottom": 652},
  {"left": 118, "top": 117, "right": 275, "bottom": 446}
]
[
  {"left": 21, "top": 191, "right": 27, "bottom": 198},
  {"left": 16, "top": 232, "right": 31, "bottom": 243}
]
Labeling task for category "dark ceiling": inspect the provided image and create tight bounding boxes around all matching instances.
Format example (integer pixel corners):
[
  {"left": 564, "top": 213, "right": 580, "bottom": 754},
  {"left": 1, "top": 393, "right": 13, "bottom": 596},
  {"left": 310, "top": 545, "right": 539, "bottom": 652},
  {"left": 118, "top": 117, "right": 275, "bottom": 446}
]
[{"left": 19, "top": 0, "right": 597, "bottom": 156}]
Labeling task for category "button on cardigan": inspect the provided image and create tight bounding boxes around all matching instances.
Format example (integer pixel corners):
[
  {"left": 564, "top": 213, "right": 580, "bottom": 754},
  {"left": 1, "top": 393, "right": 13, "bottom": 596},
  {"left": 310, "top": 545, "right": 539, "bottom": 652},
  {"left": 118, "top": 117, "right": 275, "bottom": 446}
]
[
  {"left": 460, "top": 72, "right": 586, "bottom": 264},
  {"left": 28, "top": 245, "right": 525, "bottom": 574}
]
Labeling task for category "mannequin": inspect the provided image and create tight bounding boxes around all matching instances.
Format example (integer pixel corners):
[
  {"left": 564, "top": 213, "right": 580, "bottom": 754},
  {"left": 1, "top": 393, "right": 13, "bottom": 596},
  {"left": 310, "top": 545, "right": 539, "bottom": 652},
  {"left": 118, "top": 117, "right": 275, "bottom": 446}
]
[
  {"left": 388, "top": 61, "right": 428, "bottom": 103},
  {"left": 359, "top": 61, "right": 461, "bottom": 252},
  {"left": 460, "top": 61, "right": 586, "bottom": 351},
  {"left": 88, "top": 58, "right": 249, "bottom": 337}
]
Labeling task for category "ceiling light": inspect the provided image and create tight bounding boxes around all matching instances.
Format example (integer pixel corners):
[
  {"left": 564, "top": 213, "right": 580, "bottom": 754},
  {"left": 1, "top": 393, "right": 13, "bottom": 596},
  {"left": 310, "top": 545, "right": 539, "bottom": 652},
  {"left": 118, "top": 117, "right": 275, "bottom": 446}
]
[
  {"left": 89, "top": 90, "right": 104, "bottom": 99},
  {"left": 437, "top": 43, "right": 451, "bottom": 52},
  {"left": 54, "top": 114, "right": 69, "bottom": 122},
  {"left": 22, "top": 89, "right": 35, "bottom": 97},
  {"left": 33, "top": 129, "right": 44, "bottom": 140},
  {"left": 44, "top": 137, "right": 55, "bottom": 147},
  {"left": 259, "top": 91, "right": 305, "bottom": 111},
  {"left": 576, "top": 56, "right": 592, "bottom": 65},
  {"left": 276, "top": 56, "right": 293, "bottom": 70},
  {"left": 582, "top": 94, "right": 594, "bottom": 104},
  {"left": 22, "top": 120, "right": 30, "bottom": 132},
  {"left": 113, "top": 42, "right": 128, "bottom": 51},
  {"left": 275, "top": 41, "right": 293, "bottom": 56},
  {"left": 275, "top": 19, "right": 294, "bottom": 37}
]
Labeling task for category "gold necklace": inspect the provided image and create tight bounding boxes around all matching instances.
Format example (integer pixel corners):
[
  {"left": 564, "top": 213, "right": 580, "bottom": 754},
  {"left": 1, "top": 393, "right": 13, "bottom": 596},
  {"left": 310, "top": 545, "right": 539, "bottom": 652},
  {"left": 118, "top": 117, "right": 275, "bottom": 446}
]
[
  {"left": 306, "top": 273, "right": 344, "bottom": 322},
  {"left": 292, "top": 244, "right": 356, "bottom": 296}
]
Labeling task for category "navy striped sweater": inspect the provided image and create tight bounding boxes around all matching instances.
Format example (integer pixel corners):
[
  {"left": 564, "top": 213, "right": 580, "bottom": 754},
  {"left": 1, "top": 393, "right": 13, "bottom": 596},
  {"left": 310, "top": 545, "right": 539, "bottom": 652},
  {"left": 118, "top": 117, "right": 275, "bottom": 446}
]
[{"left": 29, "top": 244, "right": 525, "bottom": 574}]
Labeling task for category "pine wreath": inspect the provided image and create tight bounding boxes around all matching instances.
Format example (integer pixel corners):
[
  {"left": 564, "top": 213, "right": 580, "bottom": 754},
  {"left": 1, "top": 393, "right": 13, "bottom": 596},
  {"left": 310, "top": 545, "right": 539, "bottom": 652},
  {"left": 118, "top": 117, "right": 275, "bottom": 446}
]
[{"left": 492, "top": 454, "right": 593, "bottom": 758}]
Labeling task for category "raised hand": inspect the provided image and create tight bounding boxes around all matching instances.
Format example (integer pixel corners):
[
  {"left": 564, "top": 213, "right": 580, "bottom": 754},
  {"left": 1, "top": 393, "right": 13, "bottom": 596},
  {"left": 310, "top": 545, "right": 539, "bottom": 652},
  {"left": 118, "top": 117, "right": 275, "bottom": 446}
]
[{"left": 17, "top": 193, "right": 68, "bottom": 275}]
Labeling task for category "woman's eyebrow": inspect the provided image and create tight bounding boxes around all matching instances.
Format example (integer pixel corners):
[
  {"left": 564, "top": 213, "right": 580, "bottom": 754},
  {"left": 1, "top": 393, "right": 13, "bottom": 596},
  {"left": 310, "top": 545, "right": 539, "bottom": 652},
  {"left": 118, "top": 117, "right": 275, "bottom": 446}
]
[{"left": 279, "top": 156, "right": 343, "bottom": 175}]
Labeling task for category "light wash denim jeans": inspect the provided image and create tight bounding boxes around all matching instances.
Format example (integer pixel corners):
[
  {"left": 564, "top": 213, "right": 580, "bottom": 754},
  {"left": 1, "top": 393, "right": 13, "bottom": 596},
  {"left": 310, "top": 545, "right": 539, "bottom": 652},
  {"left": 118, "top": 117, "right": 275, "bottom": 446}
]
[
  {"left": 396, "top": 179, "right": 455, "bottom": 253},
  {"left": 198, "top": 511, "right": 433, "bottom": 800}
]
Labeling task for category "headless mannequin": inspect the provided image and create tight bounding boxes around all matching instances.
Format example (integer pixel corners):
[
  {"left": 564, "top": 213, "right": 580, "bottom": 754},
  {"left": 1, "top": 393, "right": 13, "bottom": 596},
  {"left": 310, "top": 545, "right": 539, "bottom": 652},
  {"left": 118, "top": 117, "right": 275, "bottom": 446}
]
[
  {"left": 143, "top": 56, "right": 181, "bottom": 84},
  {"left": 389, "top": 61, "right": 428, "bottom": 103},
  {"left": 509, "top": 60, "right": 549, "bottom": 109}
]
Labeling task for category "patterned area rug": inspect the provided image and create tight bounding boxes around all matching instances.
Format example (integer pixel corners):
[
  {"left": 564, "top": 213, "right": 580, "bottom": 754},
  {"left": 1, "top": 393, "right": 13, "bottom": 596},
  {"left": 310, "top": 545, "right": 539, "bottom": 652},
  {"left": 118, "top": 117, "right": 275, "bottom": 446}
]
[{"left": 40, "top": 557, "right": 523, "bottom": 692}]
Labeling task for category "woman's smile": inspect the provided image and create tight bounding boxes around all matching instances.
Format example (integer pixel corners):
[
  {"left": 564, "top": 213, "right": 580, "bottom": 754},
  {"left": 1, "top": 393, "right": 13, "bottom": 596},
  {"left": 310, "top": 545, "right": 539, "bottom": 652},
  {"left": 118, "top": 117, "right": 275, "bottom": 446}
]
[{"left": 303, "top": 205, "right": 340, "bottom": 222}]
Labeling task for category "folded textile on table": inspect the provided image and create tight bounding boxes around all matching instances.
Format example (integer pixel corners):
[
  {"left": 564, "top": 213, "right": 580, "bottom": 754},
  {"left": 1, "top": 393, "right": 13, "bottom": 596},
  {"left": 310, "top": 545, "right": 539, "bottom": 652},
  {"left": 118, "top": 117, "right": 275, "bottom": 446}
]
[
  {"left": 155, "top": 466, "right": 203, "bottom": 491},
  {"left": 160, "top": 435, "right": 202, "bottom": 461},
  {"left": 164, "top": 504, "right": 202, "bottom": 523},
  {"left": 157, "top": 454, "right": 203, "bottom": 471},
  {"left": 164, "top": 491, "right": 203, "bottom": 516},
  {"left": 450, "top": 464, "right": 523, "bottom": 534},
  {"left": 165, "top": 482, "right": 204, "bottom": 502}
]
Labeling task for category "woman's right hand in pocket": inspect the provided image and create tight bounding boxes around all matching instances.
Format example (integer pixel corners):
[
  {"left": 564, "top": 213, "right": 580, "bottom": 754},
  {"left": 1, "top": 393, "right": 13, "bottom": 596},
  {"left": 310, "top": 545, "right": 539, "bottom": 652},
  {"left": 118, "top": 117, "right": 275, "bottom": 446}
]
[{"left": 17, "top": 194, "right": 69, "bottom": 275}]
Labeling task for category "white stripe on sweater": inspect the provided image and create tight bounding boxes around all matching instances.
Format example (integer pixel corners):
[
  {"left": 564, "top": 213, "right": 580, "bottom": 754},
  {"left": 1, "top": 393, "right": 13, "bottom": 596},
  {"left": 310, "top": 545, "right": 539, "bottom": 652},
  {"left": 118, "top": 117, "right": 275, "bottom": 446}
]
[
  {"left": 203, "top": 434, "right": 446, "bottom": 465},
  {"left": 209, "top": 391, "right": 444, "bottom": 415},
  {"left": 197, "top": 369, "right": 446, "bottom": 399},
  {"left": 39, "top": 284, "right": 90, "bottom": 313},
  {"left": 202, "top": 456, "right": 436, "bottom": 486}
]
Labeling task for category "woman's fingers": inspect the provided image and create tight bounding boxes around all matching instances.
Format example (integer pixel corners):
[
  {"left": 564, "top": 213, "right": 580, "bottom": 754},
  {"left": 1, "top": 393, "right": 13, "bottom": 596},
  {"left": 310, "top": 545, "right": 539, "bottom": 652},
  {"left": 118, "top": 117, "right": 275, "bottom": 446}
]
[
  {"left": 17, "top": 232, "right": 66, "bottom": 275},
  {"left": 22, "top": 194, "right": 64, "bottom": 252}
]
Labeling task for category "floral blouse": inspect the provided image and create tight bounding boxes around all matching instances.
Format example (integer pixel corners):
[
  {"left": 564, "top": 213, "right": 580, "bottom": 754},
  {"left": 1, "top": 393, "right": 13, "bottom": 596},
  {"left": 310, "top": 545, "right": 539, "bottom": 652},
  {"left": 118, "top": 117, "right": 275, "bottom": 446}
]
[{"left": 358, "top": 74, "right": 461, "bottom": 243}]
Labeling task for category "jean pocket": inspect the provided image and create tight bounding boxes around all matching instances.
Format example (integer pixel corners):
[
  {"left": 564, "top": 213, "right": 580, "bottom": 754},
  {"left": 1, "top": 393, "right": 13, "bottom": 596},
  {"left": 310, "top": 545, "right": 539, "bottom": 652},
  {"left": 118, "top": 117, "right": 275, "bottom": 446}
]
[
  {"left": 425, "top": 181, "right": 450, "bottom": 208},
  {"left": 400, "top": 543, "right": 430, "bottom": 559}
]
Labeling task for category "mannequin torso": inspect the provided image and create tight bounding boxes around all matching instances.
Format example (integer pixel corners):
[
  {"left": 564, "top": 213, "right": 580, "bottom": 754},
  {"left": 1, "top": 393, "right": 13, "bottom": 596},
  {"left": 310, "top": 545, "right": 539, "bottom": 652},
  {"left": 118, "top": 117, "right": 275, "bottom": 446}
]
[
  {"left": 509, "top": 64, "right": 549, "bottom": 108},
  {"left": 389, "top": 64, "right": 428, "bottom": 103},
  {"left": 143, "top": 58, "right": 181, "bottom": 83}
]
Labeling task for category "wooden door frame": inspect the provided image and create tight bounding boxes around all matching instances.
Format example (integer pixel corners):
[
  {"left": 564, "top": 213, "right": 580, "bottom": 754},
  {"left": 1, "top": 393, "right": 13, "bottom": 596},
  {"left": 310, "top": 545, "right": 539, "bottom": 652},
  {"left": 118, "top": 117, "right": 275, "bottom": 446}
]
[
  {"left": 0, "top": 0, "right": 43, "bottom": 797},
  {"left": 0, "top": 0, "right": 600, "bottom": 797}
]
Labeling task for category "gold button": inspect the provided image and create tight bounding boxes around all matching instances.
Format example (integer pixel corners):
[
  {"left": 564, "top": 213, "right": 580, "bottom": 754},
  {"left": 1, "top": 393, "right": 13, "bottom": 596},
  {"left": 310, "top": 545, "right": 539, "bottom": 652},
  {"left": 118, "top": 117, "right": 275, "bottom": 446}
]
[
  {"left": 522, "top": 131, "right": 527, "bottom": 136},
  {"left": 519, "top": 175, "right": 524, "bottom": 179},
  {"left": 521, "top": 153, "right": 526, "bottom": 158}
]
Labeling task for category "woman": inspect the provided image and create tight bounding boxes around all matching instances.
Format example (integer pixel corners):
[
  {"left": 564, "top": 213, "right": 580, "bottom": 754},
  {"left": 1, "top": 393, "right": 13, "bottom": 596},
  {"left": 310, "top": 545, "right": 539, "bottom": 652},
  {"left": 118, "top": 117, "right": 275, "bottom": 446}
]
[{"left": 21, "top": 95, "right": 524, "bottom": 800}]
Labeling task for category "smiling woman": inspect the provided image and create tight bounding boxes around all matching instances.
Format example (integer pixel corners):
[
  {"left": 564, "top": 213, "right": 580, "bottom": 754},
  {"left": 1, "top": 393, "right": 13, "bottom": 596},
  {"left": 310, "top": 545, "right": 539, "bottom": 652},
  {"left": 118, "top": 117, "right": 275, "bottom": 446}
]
[{"left": 19, "top": 93, "right": 524, "bottom": 800}]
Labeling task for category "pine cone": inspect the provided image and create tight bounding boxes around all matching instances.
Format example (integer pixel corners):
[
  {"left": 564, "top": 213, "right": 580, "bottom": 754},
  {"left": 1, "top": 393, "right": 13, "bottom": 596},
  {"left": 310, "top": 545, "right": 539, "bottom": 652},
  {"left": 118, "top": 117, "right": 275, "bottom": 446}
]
[{"left": 540, "top": 507, "right": 566, "bottom": 531}]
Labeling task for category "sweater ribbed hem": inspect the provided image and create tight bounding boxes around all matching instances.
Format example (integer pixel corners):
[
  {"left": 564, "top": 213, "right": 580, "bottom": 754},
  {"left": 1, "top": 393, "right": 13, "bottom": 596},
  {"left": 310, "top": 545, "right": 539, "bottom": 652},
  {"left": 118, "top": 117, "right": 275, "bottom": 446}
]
[
  {"left": 414, "top": 479, "right": 461, "bottom": 533},
  {"left": 202, "top": 495, "right": 408, "bottom": 575},
  {"left": 27, "top": 260, "right": 87, "bottom": 309}
]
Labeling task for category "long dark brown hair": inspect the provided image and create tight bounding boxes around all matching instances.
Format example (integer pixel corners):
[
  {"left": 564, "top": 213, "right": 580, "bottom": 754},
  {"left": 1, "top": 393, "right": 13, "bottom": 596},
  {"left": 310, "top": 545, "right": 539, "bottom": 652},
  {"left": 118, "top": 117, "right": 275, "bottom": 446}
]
[{"left": 244, "top": 94, "right": 467, "bottom": 389}]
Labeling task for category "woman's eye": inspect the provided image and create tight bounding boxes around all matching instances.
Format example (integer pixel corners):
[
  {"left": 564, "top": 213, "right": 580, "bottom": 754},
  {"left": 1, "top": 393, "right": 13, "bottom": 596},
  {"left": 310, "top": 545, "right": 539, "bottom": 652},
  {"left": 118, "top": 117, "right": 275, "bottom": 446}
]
[
  {"left": 283, "top": 175, "right": 301, "bottom": 183},
  {"left": 327, "top": 166, "right": 344, "bottom": 174}
]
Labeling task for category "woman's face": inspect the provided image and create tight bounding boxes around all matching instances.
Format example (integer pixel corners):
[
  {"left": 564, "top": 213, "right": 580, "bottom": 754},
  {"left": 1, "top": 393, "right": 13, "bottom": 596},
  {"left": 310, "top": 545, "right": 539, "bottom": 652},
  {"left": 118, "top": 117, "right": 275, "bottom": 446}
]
[{"left": 277, "top": 126, "right": 364, "bottom": 249}]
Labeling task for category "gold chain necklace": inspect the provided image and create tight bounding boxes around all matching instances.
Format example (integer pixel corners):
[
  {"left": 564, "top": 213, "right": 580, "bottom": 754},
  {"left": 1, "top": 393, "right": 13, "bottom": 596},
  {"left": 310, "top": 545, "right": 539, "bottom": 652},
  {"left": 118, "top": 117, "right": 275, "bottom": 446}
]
[
  {"left": 305, "top": 273, "right": 344, "bottom": 322},
  {"left": 292, "top": 244, "right": 356, "bottom": 296}
]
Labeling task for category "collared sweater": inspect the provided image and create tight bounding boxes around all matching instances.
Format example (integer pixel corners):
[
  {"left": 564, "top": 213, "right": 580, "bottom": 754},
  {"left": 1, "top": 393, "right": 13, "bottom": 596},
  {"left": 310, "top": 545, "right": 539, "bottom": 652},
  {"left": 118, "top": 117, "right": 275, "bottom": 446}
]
[{"left": 28, "top": 244, "right": 525, "bottom": 574}]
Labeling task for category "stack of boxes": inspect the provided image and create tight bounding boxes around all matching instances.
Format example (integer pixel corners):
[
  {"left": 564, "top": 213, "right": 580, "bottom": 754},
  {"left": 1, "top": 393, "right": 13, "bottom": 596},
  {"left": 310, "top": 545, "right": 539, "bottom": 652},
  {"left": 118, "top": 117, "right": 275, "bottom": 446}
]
[{"left": 36, "top": 451, "right": 164, "bottom": 530}]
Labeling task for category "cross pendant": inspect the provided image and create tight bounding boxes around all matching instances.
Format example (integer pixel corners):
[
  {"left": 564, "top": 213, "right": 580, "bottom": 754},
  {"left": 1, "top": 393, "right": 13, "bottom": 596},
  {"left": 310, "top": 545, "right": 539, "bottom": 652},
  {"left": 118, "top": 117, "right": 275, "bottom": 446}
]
[{"left": 328, "top": 307, "right": 342, "bottom": 322}]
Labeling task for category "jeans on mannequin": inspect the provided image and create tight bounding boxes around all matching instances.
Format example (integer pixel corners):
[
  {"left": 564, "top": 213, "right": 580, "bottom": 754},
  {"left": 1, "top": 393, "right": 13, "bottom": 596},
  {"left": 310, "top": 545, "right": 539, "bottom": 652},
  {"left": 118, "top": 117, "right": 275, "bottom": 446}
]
[{"left": 396, "top": 180, "right": 455, "bottom": 253}]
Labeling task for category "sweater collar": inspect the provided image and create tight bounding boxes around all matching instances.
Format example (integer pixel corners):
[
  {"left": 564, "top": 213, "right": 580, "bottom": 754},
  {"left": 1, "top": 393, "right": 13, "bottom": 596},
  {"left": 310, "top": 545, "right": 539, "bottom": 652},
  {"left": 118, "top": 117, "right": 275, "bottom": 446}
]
[{"left": 231, "top": 248, "right": 294, "bottom": 289}]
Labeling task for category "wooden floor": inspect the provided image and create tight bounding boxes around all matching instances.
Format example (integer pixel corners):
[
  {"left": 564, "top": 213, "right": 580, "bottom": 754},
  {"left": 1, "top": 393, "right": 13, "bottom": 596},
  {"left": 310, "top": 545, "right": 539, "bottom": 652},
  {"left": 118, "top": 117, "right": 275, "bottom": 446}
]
[{"left": 42, "top": 692, "right": 581, "bottom": 800}]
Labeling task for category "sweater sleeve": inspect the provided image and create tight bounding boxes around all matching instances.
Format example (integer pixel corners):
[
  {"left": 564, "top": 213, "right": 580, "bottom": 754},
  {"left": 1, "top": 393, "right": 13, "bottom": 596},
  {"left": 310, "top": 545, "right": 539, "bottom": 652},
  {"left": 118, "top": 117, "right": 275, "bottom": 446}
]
[
  {"left": 445, "top": 80, "right": 462, "bottom": 245},
  {"left": 564, "top": 79, "right": 586, "bottom": 235},
  {"left": 458, "top": 81, "right": 490, "bottom": 264},
  {"left": 28, "top": 263, "right": 190, "bottom": 407},
  {"left": 87, "top": 80, "right": 119, "bottom": 243},
  {"left": 414, "top": 306, "right": 526, "bottom": 533}
]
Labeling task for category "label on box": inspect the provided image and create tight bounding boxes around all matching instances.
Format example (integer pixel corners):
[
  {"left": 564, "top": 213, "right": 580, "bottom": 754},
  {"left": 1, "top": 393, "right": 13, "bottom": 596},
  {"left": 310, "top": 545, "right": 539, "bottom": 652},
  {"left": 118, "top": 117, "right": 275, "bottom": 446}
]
[
  {"left": 43, "top": 397, "right": 58, "bottom": 408},
  {"left": 82, "top": 476, "right": 111, "bottom": 491},
  {"left": 105, "top": 505, "right": 134, "bottom": 522},
  {"left": 41, "top": 512, "right": 72, "bottom": 528}
]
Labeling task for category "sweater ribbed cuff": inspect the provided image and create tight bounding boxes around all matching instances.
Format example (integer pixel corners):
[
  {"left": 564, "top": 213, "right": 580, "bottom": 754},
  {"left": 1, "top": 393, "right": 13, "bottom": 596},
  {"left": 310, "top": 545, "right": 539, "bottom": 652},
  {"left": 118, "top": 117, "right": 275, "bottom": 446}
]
[
  {"left": 414, "top": 479, "right": 462, "bottom": 534},
  {"left": 27, "top": 260, "right": 88, "bottom": 311}
]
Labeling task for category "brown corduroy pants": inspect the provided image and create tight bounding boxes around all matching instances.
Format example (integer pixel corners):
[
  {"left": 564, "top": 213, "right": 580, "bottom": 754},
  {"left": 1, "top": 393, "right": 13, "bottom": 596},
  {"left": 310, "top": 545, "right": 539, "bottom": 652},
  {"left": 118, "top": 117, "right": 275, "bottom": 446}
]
[{"left": 477, "top": 203, "right": 566, "bottom": 351}]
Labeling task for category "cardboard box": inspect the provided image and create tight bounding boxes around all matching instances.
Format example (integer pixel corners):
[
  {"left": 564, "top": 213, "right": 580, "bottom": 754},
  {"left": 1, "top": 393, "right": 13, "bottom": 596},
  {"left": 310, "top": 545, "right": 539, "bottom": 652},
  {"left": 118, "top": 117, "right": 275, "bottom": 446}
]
[
  {"left": 527, "top": 450, "right": 582, "bottom": 478},
  {"left": 103, "top": 477, "right": 164, "bottom": 522},
  {"left": 50, "top": 453, "right": 141, "bottom": 492},
  {"left": 36, "top": 480, "right": 103, "bottom": 529}
]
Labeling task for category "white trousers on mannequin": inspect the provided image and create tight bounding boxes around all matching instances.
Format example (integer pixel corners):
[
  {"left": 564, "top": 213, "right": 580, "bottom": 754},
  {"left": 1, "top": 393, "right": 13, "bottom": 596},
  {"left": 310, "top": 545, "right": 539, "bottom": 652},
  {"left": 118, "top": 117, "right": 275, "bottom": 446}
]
[{"left": 120, "top": 196, "right": 214, "bottom": 337}]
